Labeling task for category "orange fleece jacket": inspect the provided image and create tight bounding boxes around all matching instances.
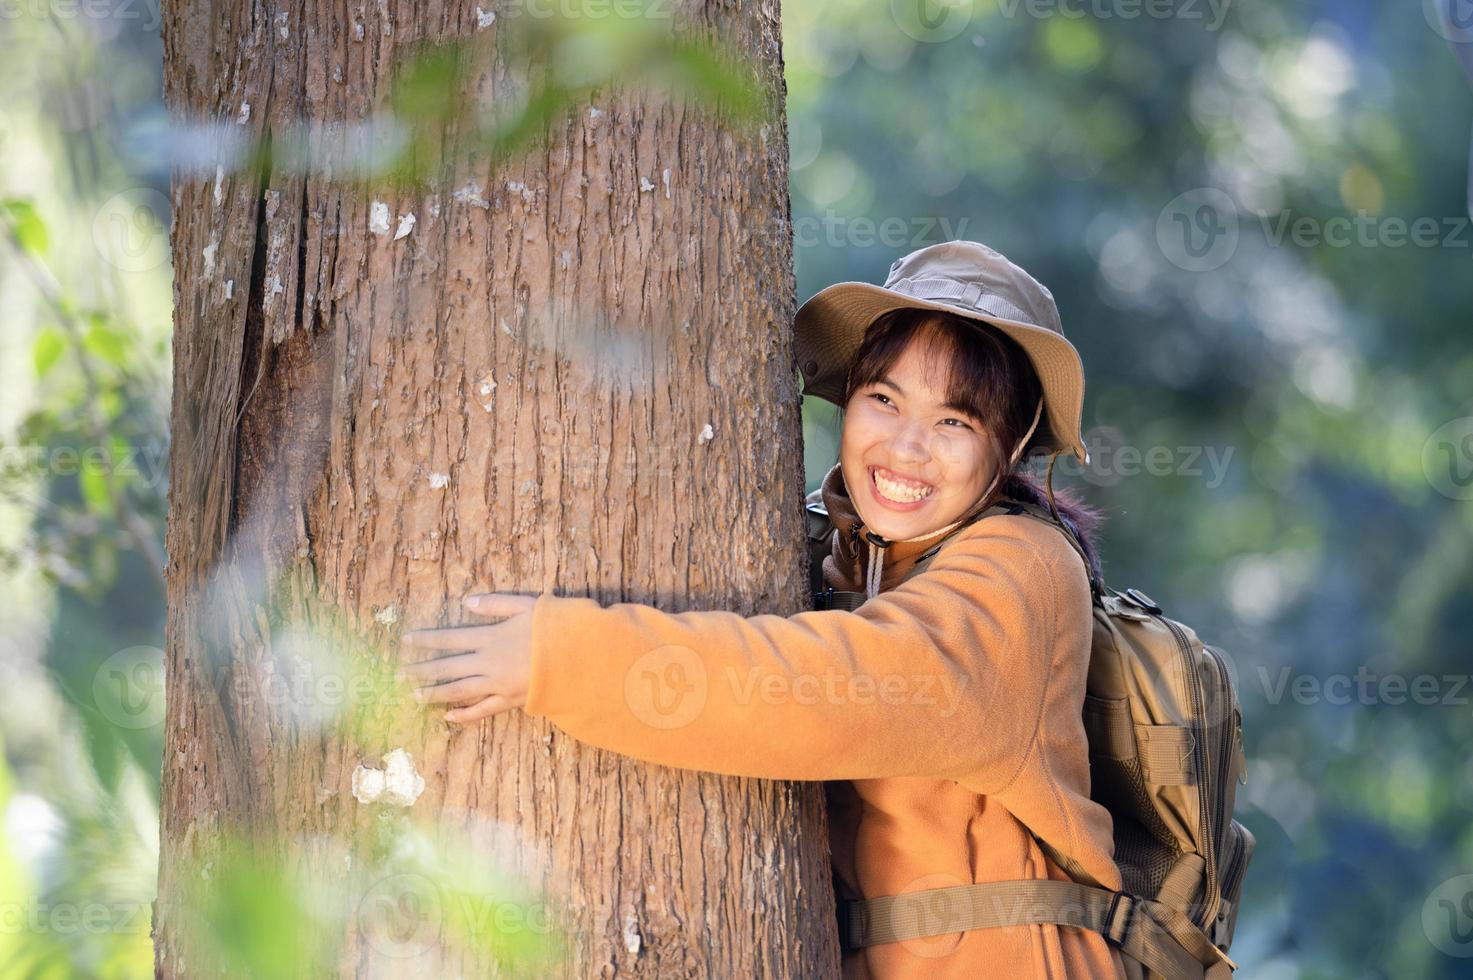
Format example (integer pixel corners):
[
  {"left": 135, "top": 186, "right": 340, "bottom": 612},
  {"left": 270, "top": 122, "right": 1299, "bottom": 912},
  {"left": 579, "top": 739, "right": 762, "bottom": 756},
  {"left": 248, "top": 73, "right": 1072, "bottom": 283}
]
[{"left": 524, "top": 475, "right": 1127, "bottom": 978}]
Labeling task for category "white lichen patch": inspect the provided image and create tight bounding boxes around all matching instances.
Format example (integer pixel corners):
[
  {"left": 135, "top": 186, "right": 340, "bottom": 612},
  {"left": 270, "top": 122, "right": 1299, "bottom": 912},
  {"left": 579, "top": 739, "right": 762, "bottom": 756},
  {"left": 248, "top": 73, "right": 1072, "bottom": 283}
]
[
  {"left": 213, "top": 165, "right": 224, "bottom": 206},
  {"left": 639, "top": 176, "right": 655, "bottom": 192},
  {"left": 237, "top": 102, "right": 251, "bottom": 125},
  {"left": 373, "top": 605, "right": 399, "bottom": 626},
  {"left": 351, "top": 749, "right": 425, "bottom": 807},
  {"left": 351, "top": 764, "right": 386, "bottom": 804},
  {"left": 476, "top": 372, "right": 498, "bottom": 412},
  {"left": 453, "top": 182, "right": 489, "bottom": 209},
  {"left": 661, "top": 168, "right": 671, "bottom": 199},
  {"left": 369, "top": 201, "right": 391, "bottom": 235},
  {"left": 394, "top": 212, "right": 416, "bottom": 240},
  {"left": 588, "top": 106, "right": 603, "bottom": 120},
  {"left": 224, "top": 279, "right": 234, "bottom": 300},
  {"left": 505, "top": 180, "right": 535, "bottom": 204},
  {"left": 475, "top": 6, "right": 496, "bottom": 28},
  {"left": 623, "top": 914, "right": 642, "bottom": 955},
  {"left": 697, "top": 423, "right": 715, "bottom": 446},
  {"left": 381, "top": 749, "right": 425, "bottom": 806},
  {"left": 202, "top": 238, "right": 218, "bottom": 277},
  {"left": 428, "top": 472, "right": 450, "bottom": 489}
]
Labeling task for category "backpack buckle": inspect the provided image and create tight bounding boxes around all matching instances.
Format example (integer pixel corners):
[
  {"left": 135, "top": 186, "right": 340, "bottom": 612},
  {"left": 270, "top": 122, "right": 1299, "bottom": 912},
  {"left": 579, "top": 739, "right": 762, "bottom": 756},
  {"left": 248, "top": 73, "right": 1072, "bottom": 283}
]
[
  {"left": 1122, "top": 588, "right": 1163, "bottom": 615},
  {"left": 1103, "top": 890, "right": 1138, "bottom": 947}
]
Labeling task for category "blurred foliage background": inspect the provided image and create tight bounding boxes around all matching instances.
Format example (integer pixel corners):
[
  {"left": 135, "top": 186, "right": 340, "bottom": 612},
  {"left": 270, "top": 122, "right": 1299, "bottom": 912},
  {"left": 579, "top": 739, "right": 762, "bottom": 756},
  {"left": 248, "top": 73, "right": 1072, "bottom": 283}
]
[{"left": 1, "top": 1, "right": 1471, "bottom": 977}]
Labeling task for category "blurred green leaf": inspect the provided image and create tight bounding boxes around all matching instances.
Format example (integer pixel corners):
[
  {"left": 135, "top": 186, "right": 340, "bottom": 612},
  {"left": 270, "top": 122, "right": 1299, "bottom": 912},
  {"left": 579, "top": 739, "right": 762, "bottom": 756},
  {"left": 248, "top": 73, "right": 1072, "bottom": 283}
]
[
  {"left": 88, "top": 535, "right": 118, "bottom": 587},
  {"left": 78, "top": 460, "right": 112, "bottom": 517},
  {"left": 83, "top": 316, "right": 129, "bottom": 367},
  {"left": 98, "top": 388, "right": 125, "bottom": 422},
  {"left": 80, "top": 704, "right": 124, "bottom": 795},
  {"left": 1, "top": 197, "right": 49, "bottom": 256},
  {"left": 32, "top": 327, "right": 66, "bottom": 378}
]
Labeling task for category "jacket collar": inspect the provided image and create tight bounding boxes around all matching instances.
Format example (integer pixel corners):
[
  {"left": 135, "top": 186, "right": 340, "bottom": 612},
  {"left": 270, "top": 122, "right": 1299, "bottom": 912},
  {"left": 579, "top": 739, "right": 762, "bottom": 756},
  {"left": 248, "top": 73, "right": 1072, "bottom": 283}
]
[{"left": 818, "top": 462, "right": 978, "bottom": 594}]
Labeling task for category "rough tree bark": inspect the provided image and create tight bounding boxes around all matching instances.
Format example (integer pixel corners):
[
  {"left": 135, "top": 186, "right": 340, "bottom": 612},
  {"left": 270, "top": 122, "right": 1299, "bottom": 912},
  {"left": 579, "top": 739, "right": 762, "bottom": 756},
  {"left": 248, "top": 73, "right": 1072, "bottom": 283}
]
[{"left": 155, "top": 1, "right": 839, "bottom": 976}]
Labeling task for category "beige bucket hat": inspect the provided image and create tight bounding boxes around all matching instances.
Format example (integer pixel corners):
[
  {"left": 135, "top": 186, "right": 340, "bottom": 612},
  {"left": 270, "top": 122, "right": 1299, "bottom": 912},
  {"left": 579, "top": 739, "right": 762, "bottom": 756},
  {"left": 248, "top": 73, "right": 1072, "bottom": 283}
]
[{"left": 794, "top": 240, "right": 1090, "bottom": 466}]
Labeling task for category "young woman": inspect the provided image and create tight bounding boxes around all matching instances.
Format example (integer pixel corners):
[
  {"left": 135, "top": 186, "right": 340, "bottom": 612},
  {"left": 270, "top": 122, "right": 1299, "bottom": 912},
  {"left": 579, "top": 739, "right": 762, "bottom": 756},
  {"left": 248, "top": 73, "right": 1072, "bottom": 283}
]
[{"left": 400, "top": 241, "right": 1127, "bottom": 978}]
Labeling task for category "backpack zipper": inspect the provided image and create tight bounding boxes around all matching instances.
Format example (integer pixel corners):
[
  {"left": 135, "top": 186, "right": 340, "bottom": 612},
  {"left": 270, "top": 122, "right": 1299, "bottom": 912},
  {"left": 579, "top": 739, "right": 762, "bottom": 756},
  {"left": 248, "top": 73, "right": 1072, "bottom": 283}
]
[
  {"left": 1206, "top": 646, "right": 1241, "bottom": 919},
  {"left": 1152, "top": 610, "right": 1220, "bottom": 931}
]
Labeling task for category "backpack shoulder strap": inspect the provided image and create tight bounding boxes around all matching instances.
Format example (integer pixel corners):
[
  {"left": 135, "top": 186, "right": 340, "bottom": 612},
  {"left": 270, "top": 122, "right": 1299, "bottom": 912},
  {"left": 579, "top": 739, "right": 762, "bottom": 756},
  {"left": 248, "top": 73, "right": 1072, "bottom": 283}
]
[{"left": 978, "top": 498, "right": 1105, "bottom": 604}]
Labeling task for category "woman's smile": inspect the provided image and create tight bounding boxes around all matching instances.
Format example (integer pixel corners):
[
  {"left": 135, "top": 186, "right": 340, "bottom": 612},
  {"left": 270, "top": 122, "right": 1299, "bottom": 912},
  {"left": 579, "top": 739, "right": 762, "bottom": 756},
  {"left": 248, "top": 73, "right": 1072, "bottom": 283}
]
[{"left": 869, "top": 465, "right": 936, "bottom": 511}]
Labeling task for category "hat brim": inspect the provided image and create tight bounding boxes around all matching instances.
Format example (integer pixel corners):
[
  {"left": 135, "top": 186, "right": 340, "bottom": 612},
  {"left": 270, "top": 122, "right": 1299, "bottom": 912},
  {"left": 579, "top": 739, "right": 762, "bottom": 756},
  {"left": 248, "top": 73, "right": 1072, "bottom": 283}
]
[{"left": 794, "top": 281, "right": 1089, "bottom": 466}]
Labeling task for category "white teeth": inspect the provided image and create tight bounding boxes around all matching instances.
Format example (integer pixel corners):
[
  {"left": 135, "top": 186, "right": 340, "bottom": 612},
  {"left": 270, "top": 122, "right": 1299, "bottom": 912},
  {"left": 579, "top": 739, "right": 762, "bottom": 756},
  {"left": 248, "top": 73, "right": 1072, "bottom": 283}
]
[{"left": 873, "top": 468, "right": 933, "bottom": 503}]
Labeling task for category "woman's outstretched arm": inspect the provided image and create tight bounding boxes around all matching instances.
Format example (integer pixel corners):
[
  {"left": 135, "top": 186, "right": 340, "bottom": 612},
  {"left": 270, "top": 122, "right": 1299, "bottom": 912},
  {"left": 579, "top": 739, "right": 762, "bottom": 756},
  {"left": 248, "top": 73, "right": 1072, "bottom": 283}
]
[{"left": 401, "top": 515, "right": 1089, "bottom": 789}]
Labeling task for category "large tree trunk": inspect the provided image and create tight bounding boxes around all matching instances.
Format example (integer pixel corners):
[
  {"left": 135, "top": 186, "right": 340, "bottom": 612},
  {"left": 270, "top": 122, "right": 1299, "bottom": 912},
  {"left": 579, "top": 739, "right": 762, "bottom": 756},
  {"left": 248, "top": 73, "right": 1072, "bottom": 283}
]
[{"left": 155, "top": 2, "right": 838, "bottom": 976}]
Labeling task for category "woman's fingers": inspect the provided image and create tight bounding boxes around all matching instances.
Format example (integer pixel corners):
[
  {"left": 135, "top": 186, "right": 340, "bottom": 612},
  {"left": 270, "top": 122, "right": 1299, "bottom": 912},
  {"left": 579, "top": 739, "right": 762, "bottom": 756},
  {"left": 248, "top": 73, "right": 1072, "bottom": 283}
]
[
  {"left": 464, "top": 592, "right": 537, "bottom": 618},
  {"left": 445, "top": 694, "right": 515, "bottom": 725},
  {"left": 402, "top": 623, "right": 495, "bottom": 651},
  {"left": 398, "top": 650, "right": 485, "bottom": 685},
  {"left": 399, "top": 597, "right": 535, "bottom": 717},
  {"left": 415, "top": 675, "right": 493, "bottom": 705}
]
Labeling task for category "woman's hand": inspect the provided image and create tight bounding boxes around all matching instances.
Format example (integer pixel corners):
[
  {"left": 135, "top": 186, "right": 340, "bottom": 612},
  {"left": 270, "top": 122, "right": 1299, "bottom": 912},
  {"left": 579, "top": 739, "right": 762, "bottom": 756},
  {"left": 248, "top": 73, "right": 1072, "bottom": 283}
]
[{"left": 398, "top": 592, "right": 537, "bottom": 725}]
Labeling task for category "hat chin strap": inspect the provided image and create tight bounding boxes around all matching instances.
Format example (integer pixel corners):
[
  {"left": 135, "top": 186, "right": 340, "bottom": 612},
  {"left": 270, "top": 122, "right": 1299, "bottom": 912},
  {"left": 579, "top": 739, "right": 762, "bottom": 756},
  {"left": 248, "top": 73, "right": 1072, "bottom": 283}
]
[{"left": 862, "top": 397, "right": 1047, "bottom": 600}]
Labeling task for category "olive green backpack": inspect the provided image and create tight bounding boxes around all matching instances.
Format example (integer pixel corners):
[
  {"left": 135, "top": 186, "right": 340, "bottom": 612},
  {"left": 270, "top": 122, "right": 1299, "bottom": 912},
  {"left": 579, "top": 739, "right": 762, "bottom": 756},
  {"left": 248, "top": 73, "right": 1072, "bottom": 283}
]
[{"left": 805, "top": 489, "right": 1254, "bottom": 979}]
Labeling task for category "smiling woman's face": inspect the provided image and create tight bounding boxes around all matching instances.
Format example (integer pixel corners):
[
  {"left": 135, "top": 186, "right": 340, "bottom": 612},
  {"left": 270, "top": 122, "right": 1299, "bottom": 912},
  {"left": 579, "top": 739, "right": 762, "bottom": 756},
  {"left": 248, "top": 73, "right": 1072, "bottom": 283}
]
[{"left": 839, "top": 329, "right": 999, "bottom": 541}]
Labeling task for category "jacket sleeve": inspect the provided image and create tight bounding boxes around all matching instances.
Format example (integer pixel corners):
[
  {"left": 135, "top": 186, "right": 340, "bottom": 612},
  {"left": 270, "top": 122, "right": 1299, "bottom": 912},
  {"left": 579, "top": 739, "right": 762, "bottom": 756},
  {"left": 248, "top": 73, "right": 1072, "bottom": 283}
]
[{"left": 523, "top": 517, "right": 1074, "bottom": 788}]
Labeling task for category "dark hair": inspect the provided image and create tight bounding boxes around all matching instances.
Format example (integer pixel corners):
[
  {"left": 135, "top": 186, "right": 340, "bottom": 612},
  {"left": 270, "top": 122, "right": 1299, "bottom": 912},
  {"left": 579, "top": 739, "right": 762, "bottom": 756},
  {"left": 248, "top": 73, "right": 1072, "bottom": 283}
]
[{"left": 840, "top": 306, "right": 1105, "bottom": 589}]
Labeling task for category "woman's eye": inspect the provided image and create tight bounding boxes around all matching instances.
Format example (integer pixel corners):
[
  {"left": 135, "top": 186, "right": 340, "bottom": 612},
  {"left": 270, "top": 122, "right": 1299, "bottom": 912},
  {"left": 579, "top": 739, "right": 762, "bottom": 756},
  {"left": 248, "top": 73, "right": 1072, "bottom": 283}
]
[
  {"left": 869, "top": 393, "right": 893, "bottom": 407},
  {"left": 941, "top": 418, "right": 973, "bottom": 430}
]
